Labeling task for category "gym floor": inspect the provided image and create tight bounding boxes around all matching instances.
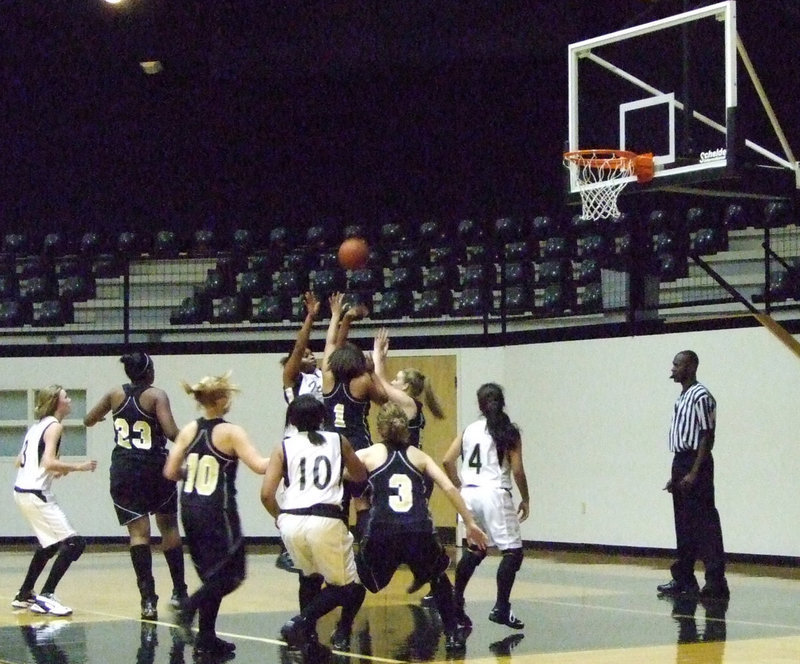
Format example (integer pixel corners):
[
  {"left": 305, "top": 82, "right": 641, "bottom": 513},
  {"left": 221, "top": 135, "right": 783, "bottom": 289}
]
[{"left": 1, "top": 545, "right": 799, "bottom": 664}]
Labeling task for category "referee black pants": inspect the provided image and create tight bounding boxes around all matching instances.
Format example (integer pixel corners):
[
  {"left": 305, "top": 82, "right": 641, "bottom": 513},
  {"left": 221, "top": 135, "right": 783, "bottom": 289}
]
[{"left": 670, "top": 451, "right": 726, "bottom": 585}]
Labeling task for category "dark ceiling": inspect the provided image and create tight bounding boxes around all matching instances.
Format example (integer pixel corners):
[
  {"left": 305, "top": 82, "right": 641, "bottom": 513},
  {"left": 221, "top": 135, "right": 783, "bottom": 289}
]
[{"left": 1, "top": 1, "right": 798, "bottom": 236}]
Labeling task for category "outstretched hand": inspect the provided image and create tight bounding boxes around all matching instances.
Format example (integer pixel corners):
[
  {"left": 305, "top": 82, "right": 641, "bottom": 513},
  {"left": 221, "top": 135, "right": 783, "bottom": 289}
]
[
  {"left": 329, "top": 292, "right": 344, "bottom": 317},
  {"left": 466, "top": 523, "right": 489, "bottom": 551},
  {"left": 303, "top": 291, "right": 320, "bottom": 318}
]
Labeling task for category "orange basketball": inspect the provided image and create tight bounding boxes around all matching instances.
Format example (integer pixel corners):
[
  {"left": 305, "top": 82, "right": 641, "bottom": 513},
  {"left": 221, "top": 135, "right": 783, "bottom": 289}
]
[{"left": 338, "top": 237, "right": 369, "bottom": 269}]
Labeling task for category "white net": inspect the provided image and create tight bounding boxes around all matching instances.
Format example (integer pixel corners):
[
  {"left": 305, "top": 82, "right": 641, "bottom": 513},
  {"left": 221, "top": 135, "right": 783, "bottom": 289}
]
[{"left": 564, "top": 150, "right": 635, "bottom": 221}]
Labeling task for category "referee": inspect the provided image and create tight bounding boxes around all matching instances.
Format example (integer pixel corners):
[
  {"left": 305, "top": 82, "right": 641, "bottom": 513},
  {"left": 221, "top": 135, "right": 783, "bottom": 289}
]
[{"left": 657, "top": 350, "right": 729, "bottom": 601}]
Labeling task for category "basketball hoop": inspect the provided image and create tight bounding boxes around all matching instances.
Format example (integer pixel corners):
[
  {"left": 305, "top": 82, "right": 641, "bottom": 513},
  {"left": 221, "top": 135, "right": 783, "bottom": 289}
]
[{"left": 563, "top": 149, "right": 654, "bottom": 221}]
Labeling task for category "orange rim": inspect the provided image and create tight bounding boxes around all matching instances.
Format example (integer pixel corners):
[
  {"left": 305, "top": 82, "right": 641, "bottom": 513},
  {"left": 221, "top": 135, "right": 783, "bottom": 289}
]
[{"left": 563, "top": 149, "right": 637, "bottom": 170}]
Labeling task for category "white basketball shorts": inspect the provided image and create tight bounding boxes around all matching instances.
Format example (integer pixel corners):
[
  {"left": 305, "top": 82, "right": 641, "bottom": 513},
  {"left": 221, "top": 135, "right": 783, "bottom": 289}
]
[
  {"left": 277, "top": 513, "right": 359, "bottom": 586},
  {"left": 460, "top": 485, "right": 522, "bottom": 550},
  {"left": 14, "top": 492, "right": 77, "bottom": 549}
]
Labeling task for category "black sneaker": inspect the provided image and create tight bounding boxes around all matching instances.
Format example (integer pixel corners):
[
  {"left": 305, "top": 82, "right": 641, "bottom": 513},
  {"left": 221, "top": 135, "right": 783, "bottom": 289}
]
[
  {"left": 280, "top": 615, "right": 311, "bottom": 649},
  {"left": 194, "top": 635, "right": 236, "bottom": 656},
  {"left": 444, "top": 627, "right": 466, "bottom": 652},
  {"left": 488, "top": 606, "right": 524, "bottom": 629},
  {"left": 169, "top": 587, "right": 188, "bottom": 610},
  {"left": 141, "top": 595, "right": 158, "bottom": 621},
  {"left": 656, "top": 579, "right": 699, "bottom": 597},
  {"left": 11, "top": 591, "right": 37, "bottom": 610},
  {"left": 276, "top": 550, "right": 300, "bottom": 574},
  {"left": 420, "top": 592, "right": 436, "bottom": 608},
  {"left": 329, "top": 623, "right": 351, "bottom": 650}
]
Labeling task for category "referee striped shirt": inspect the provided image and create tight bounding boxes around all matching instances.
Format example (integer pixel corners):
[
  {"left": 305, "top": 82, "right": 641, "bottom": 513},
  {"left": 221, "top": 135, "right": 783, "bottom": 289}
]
[{"left": 669, "top": 382, "right": 716, "bottom": 453}]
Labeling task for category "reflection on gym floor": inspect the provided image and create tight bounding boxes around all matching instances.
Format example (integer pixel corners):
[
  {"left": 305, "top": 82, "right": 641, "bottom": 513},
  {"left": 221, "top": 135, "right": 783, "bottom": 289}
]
[{"left": 1, "top": 546, "right": 799, "bottom": 664}]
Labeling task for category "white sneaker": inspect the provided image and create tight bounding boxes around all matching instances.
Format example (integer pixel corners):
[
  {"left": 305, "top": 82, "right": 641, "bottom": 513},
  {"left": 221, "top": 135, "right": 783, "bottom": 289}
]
[{"left": 30, "top": 593, "right": 72, "bottom": 616}]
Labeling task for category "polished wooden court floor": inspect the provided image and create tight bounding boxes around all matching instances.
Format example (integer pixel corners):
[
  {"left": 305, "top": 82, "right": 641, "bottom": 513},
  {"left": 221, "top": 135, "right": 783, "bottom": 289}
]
[{"left": 1, "top": 544, "right": 799, "bottom": 664}]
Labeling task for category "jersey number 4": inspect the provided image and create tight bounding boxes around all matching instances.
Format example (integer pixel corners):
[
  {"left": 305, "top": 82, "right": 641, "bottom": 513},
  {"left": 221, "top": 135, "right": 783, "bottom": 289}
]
[{"left": 467, "top": 445, "right": 482, "bottom": 473}]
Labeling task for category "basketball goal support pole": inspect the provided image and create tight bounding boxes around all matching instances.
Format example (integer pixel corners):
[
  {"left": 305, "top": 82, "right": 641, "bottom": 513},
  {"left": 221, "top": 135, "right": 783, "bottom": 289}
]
[{"left": 691, "top": 254, "right": 800, "bottom": 360}]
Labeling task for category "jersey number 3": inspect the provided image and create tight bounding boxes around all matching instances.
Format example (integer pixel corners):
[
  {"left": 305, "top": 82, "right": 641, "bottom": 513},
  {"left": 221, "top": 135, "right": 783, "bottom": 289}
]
[{"left": 388, "top": 474, "right": 413, "bottom": 513}]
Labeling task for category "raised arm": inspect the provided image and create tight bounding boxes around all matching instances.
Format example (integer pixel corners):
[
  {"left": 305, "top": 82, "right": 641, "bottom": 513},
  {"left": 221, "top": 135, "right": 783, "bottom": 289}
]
[
  {"left": 283, "top": 291, "right": 320, "bottom": 389},
  {"left": 507, "top": 439, "right": 530, "bottom": 523},
  {"left": 372, "top": 328, "right": 416, "bottom": 418},
  {"left": 335, "top": 301, "right": 369, "bottom": 348},
  {"left": 322, "top": 292, "right": 345, "bottom": 370}
]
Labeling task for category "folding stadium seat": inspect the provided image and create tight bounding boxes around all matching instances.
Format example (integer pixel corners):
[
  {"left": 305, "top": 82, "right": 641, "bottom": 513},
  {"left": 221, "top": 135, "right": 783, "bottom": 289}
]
[
  {"left": 153, "top": 230, "right": 182, "bottom": 258},
  {"left": 387, "top": 265, "right": 422, "bottom": 292},
  {"left": 311, "top": 268, "right": 346, "bottom": 300},
  {"left": 250, "top": 294, "right": 292, "bottom": 323},
  {"left": 579, "top": 282, "right": 604, "bottom": 314},
  {"left": 453, "top": 288, "right": 489, "bottom": 316},
  {"left": 60, "top": 274, "right": 96, "bottom": 302},
  {"left": 414, "top": 289, "right": 452, "bottom": 318},
  {"left": 375, "top": 288, "right": 414, "bottom": 319},
  {"left": 33, "top": 299, "right": 73, "bottom": 326},
  {"left": 239, "top": 270, "right": 270, "bottom": 298},
  {"left": 0, "top": 300, "right": 31, "bottom": 327},
  {"left": 215, "top": 294, "right": 250, "bottom": 323}
]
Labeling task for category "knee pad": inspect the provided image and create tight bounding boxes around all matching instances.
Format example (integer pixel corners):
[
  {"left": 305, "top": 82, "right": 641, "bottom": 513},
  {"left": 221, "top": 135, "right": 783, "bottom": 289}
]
[
  {"left": 60, "top": 536, "right": 86, "bottom": 563},
  {"left": 500, "top": 547, "right": 523, "bottom": 573}
]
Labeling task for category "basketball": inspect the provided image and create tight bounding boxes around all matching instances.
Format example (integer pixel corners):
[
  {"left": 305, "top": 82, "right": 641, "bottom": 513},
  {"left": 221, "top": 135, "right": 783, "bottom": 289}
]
[{"left": 337, "top": 237, "right": 369, "bottom": 269}]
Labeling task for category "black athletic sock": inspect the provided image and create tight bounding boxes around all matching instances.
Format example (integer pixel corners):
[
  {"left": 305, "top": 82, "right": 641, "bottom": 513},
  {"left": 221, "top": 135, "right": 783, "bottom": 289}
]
[
  {"left": 299, "top": 574, "right": 324, "bottom": 611},
  {"left": 197, "top": 595, "right": 222, "bottom": 640},
  {"left": 130, "top": 544, "right": 155, "bottom": 598},
  {"left": 302, "top": 583, "right": 358, "bottom": 628},
  {"left": 495, "top": 549, "right": 523, "bottom": 610},
  {"left": 336, "top": 583, "right": 366, "bottom": 632},
  {"left": 19, "top": 545, "right": 57, "bottom": 595},
  {"left": 454, "top": 548, "right": 484, "bottom": 600},
  {"left": 163, "top": 545, "right": 186, "bottom": 593},
  {"left": 40, "top": 551, "right": 74, "bottom": 595},
  {"left": 430, "top": 573, "right": 458, "bottom": 633}
]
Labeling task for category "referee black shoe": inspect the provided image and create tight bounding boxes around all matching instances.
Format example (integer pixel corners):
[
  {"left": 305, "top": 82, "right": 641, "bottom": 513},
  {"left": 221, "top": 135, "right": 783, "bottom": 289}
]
[{"left": 656, "top": 579, "right": 699, "bottom": 597}]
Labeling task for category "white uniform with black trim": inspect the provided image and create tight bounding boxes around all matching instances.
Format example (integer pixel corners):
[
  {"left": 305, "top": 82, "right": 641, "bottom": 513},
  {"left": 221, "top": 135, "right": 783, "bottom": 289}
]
[
  {"left": 458, "top": 417, "right": 521, "bottom": 550},
  {"left": 13, "top": 416, "right": 77, "bottom": 548},
  {"left": 277, "top": 429, "right": 358, "bottom": 585}
]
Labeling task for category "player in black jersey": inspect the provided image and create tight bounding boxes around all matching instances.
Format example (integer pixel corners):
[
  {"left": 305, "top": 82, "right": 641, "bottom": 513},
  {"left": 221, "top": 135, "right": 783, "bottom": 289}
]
[
  {"left": 84, "top": 352, "right": 186, "bottom": 621},
  {"left": 371, "top": 327, "right": 445, "bottom": 450},
  {"left": 164, "top": 371, "right": 269, "bottom": 658},
  {"left": 371, "top": 327, "right": 446, "bottom": 605},
  {"left": 354, "top": 403, "right": 488, "bottom": 652},
  {"left": 322, "top": 293, "right": 387, "bottom": 526}
]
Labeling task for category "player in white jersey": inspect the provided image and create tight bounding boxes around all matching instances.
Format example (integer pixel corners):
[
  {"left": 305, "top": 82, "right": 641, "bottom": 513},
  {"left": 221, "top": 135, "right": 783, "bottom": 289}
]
[
  {"left": 262, "top": 394, "right": 368, "bottom": 660},
  {"left": 277, "top": 292, "right": 323, "bottom": 573},
  {"left": 281, "top": 292, "right": 323, "bottom": 407},
  {"left": 12, "top": 385, "right": 97, "bottom": 616},
  {"left": 443, "top": 382, "right": 530, "bottom": 630}
]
